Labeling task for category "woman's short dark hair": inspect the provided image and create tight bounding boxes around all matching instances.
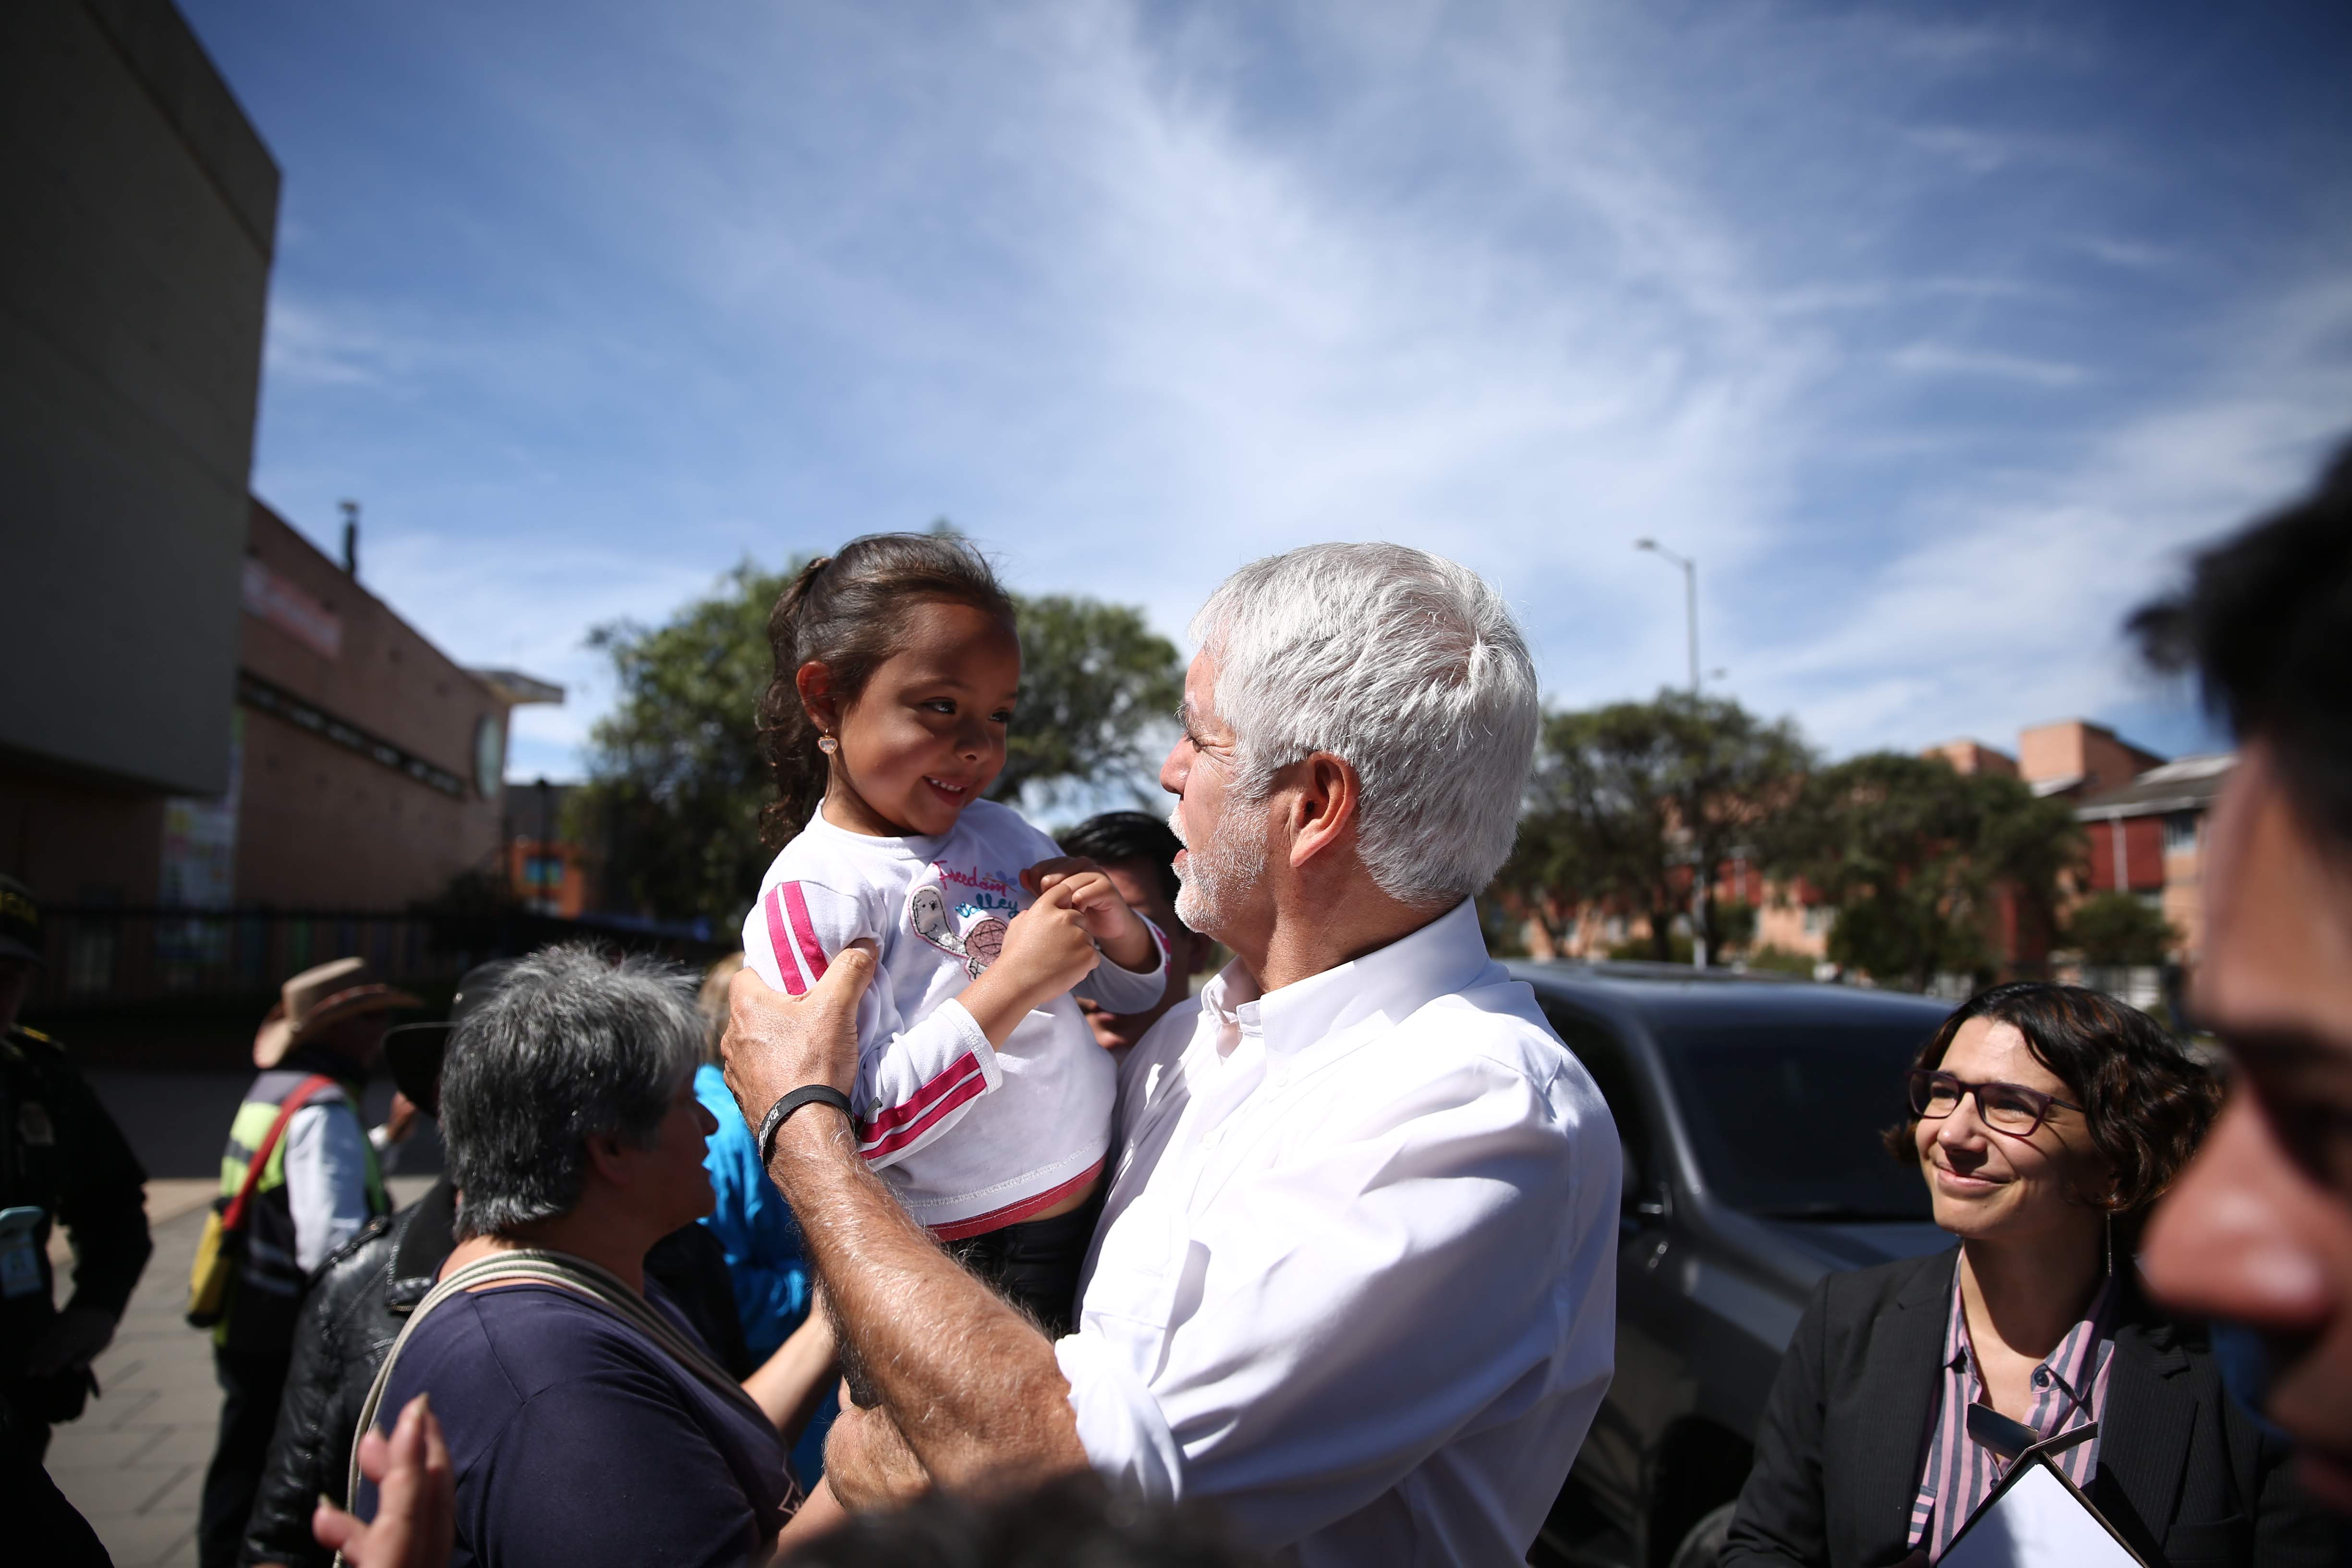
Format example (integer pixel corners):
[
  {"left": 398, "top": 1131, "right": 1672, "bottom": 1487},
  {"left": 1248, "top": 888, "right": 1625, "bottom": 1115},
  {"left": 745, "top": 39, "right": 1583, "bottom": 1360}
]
[
  {"left": 1885, "top": 981, "right": 2221, "bottom": 1236},
  {"left": 441, "top": 944, "right": 704, "bottom": 1240},
  {"left": 758, "top": 533, "right": 1016, "bottom": 845}
]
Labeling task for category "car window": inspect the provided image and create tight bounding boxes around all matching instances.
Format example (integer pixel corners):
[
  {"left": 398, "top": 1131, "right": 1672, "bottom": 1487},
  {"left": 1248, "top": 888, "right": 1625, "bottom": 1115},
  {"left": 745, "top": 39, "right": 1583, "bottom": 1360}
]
[
  {"left": 1542, "top": 1006, "right": 1649, "bottom": 1185},
  {"left": 1656, "top": 1022, "right": 1936, "bottom": 1222}
]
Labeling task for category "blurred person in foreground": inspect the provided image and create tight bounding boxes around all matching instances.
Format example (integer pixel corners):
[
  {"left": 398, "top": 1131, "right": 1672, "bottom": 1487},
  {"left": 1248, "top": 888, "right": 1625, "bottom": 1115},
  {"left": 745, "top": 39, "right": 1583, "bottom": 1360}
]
[
  {"left": 724, "top": 544, "right": 1620, "bottom": 1563},
  {"left": 200, "top": 957, "right": 421, "bottom": 1568},
  {"left": 0, "top": 874, "right": 151, "bottom": 1564},
  {"left": 1724, "top": 982, "right": 2334, "bottom": 1567},
  {"left": 1055, "top": 812, "right": 1212, "bottom": 1057},
  {"left": 358, "top": 945, "right": 837, "bottom": 1566},
  {"left": 2134, "top": 446, "right": 2352, "bottom": 1517},
  {"left": 316, "top": 1425, "right": 1259, "bottom": 1568},
  {"left": 694, "top": 951, "right": 832, "bottom": 1485}
]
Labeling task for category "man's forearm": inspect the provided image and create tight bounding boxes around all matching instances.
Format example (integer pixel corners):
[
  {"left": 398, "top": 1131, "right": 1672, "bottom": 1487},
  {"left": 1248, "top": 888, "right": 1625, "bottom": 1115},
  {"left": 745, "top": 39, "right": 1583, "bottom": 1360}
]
[{"left": 766, "top": 1107, "right": 1088, "bottom": 1491}]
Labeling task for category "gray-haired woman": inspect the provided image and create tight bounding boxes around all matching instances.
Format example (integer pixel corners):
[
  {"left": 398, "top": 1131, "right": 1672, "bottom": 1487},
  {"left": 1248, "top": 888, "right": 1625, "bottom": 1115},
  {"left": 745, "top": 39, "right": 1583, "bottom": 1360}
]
[{"left": 360, "top": 946, "right": 838, "bottom": 1567}]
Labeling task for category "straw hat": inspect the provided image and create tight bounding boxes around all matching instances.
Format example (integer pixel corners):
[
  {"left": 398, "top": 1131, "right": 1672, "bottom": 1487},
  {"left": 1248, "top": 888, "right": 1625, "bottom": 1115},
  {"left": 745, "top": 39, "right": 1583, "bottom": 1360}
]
[{"left": 252, "top": 957, "right": 423, "bottom": 1068}]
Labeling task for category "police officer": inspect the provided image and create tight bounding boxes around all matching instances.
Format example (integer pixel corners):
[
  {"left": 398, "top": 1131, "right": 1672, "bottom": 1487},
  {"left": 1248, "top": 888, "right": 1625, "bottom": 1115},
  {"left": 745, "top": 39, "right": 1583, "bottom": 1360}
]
[
  {"left": 0, "top": 874, "right": 153, "bottom": 1559},
  {"left": 198, "top": 956, "right": 415, "bottom": 1568}
]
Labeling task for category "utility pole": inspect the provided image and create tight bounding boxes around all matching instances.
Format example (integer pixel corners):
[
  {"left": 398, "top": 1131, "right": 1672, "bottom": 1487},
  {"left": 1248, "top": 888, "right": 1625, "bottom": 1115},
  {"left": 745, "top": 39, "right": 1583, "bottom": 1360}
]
[{"left": 1636, "top": 538, "right": 1707, "bottom": 969}]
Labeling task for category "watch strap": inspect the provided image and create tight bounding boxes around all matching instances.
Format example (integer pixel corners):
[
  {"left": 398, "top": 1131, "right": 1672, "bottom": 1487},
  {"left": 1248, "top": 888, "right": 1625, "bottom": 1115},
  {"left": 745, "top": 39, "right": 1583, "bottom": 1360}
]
[{"left": 757, "top": 1085, "right": 853, "bottom": 1164}]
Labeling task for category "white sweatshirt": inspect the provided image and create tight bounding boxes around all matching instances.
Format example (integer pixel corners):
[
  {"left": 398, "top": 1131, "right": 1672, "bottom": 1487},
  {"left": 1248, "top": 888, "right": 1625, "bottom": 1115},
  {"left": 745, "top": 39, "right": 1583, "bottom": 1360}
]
[{"left": 741, "top": 799, "right": 1169, "bottom": 1237}]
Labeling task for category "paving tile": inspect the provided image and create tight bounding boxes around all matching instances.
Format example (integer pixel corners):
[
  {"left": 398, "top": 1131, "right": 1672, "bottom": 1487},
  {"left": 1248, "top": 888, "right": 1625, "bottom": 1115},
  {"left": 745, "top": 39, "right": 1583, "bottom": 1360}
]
[
  {"left": 112, "top": 1383, "right": 225, "bottom": 1430},
  {"left": 51, "top": 1459, "right": 189, "bottom": 1519},
  {"left": 42, "top": 1180, "right": 446, "bottom": 1568},
  {"left": 139, "top": 1460, "right": 207, "bottom": 1517},
  {"left": 89, "top": 1506, "right": 200, "bottom": 1568},
  {"left": 41, "top": 1422, "right": 170, "bottom": 1470},
  {"left": 84, "top": 1386, "right": 162, "bottom": 1431}
]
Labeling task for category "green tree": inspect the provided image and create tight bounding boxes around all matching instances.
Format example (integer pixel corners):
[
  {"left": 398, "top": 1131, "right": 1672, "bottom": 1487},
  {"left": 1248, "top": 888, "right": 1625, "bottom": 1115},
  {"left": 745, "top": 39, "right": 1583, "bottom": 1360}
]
[
  {"left": 992, "top": 595, "right": 1183, "bottom": 808},
  {"left": 1759, "top": 753, "right": 2082, "bottom": 991},
  {"left": 2065, "top": 892, "right": 2178, "bottom": 965},
  {"left": 570, "top": 561, "right": 792, "bottom": 933},
  {"left": 1496, "top": 691, "right": 1814, "bottom": 962},
  {"left": 570, "top": 559, "right": 1184, "bottom": 930}
]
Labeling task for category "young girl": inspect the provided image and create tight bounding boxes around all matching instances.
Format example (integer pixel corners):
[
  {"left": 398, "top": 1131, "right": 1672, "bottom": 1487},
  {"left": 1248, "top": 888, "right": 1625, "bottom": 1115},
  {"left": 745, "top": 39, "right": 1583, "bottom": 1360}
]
[{"left": 740, "top": 533, "right": 1168, "bottom": 1335}]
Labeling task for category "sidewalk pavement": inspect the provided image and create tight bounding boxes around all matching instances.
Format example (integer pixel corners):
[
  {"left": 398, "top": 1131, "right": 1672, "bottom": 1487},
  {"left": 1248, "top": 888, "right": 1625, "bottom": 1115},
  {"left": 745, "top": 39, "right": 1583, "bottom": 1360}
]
[{"left": 45, "top": 1176, "right": 436, "bottom": 1568}]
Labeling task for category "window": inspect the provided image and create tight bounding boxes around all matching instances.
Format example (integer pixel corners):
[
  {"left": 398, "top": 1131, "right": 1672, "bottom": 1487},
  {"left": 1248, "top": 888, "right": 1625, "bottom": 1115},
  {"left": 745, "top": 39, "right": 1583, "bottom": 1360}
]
[
  {"left": 1655, "top": 1023, "right": 1935, "bottom": 1221},
  {"left": 1540, "top": 1007, "right": 1649, "bottom": 1190},
  {"left": 1802, "top": 904, "right": 1836, "bottom": 937},
  {"left": 2164, "top": 812, "right": 2199, "bottom": 856}
]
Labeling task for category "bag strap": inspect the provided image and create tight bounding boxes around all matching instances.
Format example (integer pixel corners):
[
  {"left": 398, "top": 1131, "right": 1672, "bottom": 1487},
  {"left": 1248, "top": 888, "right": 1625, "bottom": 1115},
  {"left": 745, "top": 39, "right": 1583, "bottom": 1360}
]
[
  {"left": 346, "top": 1248, "right": 771, "bottom": 1511},
  {"left": 221, "top": 1074, "right": 337, "bottom": 1233}
]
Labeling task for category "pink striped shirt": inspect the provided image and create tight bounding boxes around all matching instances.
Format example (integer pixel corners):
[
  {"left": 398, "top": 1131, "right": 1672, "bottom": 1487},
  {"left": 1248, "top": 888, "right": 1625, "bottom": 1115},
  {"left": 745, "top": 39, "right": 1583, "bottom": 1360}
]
[{"left": 1908, "top": 1255, "right": 2118, "bottom": 1560}]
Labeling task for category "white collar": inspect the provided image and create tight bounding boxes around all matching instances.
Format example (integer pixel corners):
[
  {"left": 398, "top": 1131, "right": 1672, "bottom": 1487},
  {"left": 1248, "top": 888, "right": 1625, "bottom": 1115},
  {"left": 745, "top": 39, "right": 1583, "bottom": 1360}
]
[{"left": 1195, "top": 899, "right": 1492, "bottom": 1063}]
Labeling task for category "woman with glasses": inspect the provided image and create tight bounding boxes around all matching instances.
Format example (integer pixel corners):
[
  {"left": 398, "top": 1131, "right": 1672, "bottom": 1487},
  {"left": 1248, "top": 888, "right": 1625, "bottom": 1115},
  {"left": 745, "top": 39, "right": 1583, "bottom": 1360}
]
[{"left": 1723, "top": 981, "right": 2339, "bottom": 1567}]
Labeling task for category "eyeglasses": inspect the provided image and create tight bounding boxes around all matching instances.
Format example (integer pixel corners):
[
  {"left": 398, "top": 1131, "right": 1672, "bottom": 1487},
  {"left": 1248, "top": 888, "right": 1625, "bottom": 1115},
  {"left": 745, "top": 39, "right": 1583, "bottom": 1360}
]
[{"left": 1906, "top": 1069, "right": 2082, "bottom": 1140}]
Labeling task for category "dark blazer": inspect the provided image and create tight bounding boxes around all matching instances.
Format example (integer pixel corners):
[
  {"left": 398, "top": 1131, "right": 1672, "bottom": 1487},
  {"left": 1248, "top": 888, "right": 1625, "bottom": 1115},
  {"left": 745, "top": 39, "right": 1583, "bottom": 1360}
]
[{"left": 1722, "top": 1248, "right": 2340, "bottom": 1568}]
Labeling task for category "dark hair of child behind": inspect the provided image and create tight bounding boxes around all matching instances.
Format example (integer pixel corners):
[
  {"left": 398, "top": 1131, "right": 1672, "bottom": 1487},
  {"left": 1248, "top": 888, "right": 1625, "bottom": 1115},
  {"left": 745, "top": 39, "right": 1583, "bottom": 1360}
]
[
  {"left": 1058, "top": 811, "right": 1187, "bottom": 911},
  {"left": 758, "top": 532, "right": 1015, "bottom": 845}
]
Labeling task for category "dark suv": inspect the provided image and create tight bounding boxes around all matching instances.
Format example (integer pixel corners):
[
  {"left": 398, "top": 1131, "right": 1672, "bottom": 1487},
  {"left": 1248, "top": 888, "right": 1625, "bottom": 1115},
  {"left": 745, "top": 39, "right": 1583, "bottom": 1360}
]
[{"left": 1512, "top": 962, "right": 1957, "bottom": 1568}]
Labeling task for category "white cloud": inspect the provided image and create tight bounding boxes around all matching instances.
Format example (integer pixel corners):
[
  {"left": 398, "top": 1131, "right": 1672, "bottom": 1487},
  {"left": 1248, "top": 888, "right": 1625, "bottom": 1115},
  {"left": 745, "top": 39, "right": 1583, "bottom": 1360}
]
[
  {"left": 1890, "top": 342, "right": 2094, "bottom": 388},
  {"left": 220, "top": 0, "right": 2352, "bottom": 781}
]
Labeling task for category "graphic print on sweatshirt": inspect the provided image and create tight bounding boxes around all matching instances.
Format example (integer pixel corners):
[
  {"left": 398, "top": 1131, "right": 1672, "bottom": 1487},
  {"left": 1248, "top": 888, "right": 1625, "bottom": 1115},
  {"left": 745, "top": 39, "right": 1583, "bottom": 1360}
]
[
  {"left": 740, "top": 800, "right": 1167, "bottom": 1234},
  {"left": 906, "top": 861, "right": 1022, "bottom": 980}
]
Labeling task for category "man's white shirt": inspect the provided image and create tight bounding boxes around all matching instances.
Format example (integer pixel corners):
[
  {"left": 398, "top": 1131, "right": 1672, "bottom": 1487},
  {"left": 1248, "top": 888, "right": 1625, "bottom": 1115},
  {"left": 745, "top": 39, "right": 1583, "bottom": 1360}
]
[{"left": 1055, "top": 899, "right": 1620, "bottom": 1565}]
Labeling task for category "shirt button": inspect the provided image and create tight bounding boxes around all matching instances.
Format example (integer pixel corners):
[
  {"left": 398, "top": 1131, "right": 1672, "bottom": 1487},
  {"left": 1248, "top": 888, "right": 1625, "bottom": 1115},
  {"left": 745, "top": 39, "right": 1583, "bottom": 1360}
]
[{"left": 2034, "top": 1369, "right": 2050, "bottom": 1387}]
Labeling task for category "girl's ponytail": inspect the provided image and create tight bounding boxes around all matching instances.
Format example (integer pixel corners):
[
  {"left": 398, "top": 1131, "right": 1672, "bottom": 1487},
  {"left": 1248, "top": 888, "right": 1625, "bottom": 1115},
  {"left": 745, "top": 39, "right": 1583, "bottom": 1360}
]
[
  {"left": 756, "top": 535, "right": 1013, "bottom": 844},
  {"left": 758, "top": 555, "right": 837, "bottom": 840}
]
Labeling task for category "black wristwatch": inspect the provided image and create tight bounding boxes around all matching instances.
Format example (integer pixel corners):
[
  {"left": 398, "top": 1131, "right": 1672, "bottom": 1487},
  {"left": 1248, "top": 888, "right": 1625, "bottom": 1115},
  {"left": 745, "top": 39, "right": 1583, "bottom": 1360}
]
[{"left": 757, "top": 1085, "right": 853, "bottom": 1164}]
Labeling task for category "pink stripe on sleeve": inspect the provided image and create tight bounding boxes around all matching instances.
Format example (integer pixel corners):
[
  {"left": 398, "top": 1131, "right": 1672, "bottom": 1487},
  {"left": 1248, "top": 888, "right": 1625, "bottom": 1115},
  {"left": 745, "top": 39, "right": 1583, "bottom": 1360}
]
[
  {"left": 763, "top": 886, "right": 806, "bottom": 997},
  {"left": 859, "top": 1064, "right": 989, "bottom": 1162},
  {"left": 861, "top": 1050, "right": 985, "bottom": 1140},
  {"left": 780, "top": 882, "right": 830, "bottom": 986}
]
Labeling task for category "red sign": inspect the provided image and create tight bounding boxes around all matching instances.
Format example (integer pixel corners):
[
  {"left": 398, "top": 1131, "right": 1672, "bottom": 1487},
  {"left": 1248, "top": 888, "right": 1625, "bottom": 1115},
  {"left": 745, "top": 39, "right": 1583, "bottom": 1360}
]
[{"left": 242, "top": 559, "right": 343, "bottom": 659}]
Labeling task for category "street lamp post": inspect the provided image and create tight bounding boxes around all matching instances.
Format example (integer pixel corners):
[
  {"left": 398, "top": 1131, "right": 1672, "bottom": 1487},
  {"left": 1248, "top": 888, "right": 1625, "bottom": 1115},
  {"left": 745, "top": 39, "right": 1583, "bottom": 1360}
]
[
  {"left": 1635, "top": 538, "right": 1707, "bottom": 969},
  {"left": 1634, "top": 538, "right": 1699, "bottom": 695}
]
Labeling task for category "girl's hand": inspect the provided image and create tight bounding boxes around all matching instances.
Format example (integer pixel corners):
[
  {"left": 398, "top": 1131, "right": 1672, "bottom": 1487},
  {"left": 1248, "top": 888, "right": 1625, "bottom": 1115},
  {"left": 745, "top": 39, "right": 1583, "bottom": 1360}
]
[
  {"left": 1022, "top": 857, "right": 1154, "bottom": 972},
  {"left": 958, "top": 885, "right": 1099, "bottom": 1046},
  {"left": 992, "top": 884, "right": 1101, "bottom": 1001}
]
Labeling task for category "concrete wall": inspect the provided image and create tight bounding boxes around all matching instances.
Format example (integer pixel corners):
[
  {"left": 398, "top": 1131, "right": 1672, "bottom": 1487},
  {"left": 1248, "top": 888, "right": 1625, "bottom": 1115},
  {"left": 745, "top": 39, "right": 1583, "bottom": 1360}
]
[
  {"left": 236, "top": 503, "right": 514, "bottom": 907},
  {"left": 0, "top": 0, "right": 276, "bottom": 795}
]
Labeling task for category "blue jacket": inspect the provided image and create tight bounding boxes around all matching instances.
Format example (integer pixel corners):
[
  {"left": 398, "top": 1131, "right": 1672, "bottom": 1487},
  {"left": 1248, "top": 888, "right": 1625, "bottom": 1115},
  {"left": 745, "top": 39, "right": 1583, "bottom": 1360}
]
[{"left": 692, "top": 1064, "right": 811, "bottom": 1358}]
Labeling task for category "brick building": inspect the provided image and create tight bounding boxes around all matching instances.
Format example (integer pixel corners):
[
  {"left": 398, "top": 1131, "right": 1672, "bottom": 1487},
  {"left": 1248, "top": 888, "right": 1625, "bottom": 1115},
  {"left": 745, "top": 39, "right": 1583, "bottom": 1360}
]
[
  {"left": 232, "top": 501, "right": 561, "bottom": 907},
  {"left": 2073, "top": 754, "right": 2233, "bottom": 961},
  {"left": 1517, "top": 718, "right": 2223, "bottom": 980},
  {"left": 0, "top": 0, "right": 561, "bottom": 927},
  {"left": 502, "top": 778, "right": 594, "bottom": 918}
]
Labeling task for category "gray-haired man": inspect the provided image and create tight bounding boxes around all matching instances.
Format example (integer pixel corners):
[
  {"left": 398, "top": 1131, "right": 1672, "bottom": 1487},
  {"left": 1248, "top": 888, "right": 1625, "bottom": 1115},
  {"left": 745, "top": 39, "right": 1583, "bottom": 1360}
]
[{"left": 726, "top": 543, "right": 1620, "bottom": 1564}]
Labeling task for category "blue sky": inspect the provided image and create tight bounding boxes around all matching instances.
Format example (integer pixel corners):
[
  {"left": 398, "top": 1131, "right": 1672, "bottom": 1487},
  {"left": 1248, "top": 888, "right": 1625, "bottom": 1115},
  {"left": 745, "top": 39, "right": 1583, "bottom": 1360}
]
[{"left": 179, "top": 0, "right": 2352, "bottom": 788}]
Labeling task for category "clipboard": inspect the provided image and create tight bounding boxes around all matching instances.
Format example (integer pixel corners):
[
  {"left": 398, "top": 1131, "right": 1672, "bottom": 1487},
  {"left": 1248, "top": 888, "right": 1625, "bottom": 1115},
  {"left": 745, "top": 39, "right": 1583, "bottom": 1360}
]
[{"left": 1937, "top": 1424, "right": 2148, "bottom": 1568}]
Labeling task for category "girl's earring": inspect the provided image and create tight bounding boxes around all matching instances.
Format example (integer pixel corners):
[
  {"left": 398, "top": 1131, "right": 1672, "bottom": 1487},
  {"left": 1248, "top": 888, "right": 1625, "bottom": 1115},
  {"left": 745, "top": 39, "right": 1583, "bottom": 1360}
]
[
  {"left": 2105, "top": 1209, "right": 2116, "bottom": 1279},
  {"left": 818, "top": 734, "right": 838, "bottom": 755}
]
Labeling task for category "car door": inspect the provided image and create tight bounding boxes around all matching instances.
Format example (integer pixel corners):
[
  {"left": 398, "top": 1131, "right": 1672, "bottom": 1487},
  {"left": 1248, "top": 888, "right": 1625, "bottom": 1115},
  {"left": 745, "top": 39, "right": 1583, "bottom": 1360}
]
[{"left": 1540, "top": 1003, "right": 1666, "bottom": 1555}]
